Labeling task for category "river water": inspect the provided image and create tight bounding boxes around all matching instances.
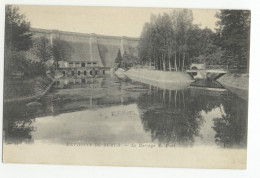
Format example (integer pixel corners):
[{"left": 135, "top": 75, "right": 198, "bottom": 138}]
[{"left": 3, "top": 75, "right": 248, "bottom": 148}]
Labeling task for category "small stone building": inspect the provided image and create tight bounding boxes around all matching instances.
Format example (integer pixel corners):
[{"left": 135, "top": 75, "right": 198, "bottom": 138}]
[{"left": 58, "top": 60, "right": 110, "bottom": 77}]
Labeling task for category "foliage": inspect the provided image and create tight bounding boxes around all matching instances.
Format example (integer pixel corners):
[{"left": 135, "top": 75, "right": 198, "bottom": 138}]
[
  {"left": 24, "top": 61, "right": 47, "bottom": 77},
  {"left": 4, "top": 5, "right": 34, "bottom": 78},
  {"left": 212, "top": 93, "right": 248, "bottom": 148},
  {"left": 212, "top": 114, "right": 247, "bottom": 148},
  {"left": 4, "top": 49, "right": 29, "bottom": 78},
  {"left": 4, "top": 49, "right": 46, "bottom": 78},
  {"left": 187, "top": 26, "right": 222, "bottom": 65},
  {"left": 52, "top": 38, "right": 73, "bottom": 62},
  {"left": 215, "top": 10, "right": 251, "bottom": 72},
  {"left": 5, "top": 5, "right": 32, "bottom": 51},
  {"left": 121, "top": 52, "right": 139, "bottom": 69},
  {"left": 3, "top": 102, "right": 36, "bottom": 144},
  {"left": 138, "top": 13, "right": 176, "bottom": 71},
  {"left": 32, "top": 36, "right": 53, "bottom": 62},
  {"left": 138, "top": 9, "right": 250, "bottom": 72},
  {"left": 4, "top": 5, "right": 47, "bottom": 79},
  {"left": 115, "top": 49, "right": 123, "bottom": 67},
  {"left": 138, "top": 10, "right": 208, "bottom": 71}
]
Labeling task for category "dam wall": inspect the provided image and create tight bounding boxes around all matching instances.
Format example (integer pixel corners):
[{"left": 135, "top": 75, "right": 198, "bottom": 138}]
[{"left": 31, "top": 28, "right": 139, "bottom": 67}]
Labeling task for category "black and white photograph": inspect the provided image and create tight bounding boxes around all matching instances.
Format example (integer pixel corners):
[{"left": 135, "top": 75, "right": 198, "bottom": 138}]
[{"left": 2, "top": 4, "right": 251, "bottom": 169}]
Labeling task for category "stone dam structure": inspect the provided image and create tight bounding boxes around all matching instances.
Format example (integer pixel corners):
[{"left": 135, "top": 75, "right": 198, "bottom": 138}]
[{"left": 31, "top": 28, "right": 139, "bottom": 77}]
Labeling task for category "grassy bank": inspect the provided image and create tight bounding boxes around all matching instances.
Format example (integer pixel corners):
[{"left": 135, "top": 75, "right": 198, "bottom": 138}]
[{"left": 4, "top": 75, "right": 54, "bottom": 102}]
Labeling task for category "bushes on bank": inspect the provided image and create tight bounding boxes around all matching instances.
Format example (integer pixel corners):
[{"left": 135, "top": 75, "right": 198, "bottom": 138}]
[
  {"left": 4, "top": 49, "right": 47, "bottom": 79},
  {"left": 4, "top": 49, "right": 28, "bottom": 78},
  {"left": 24, "top": 61, "right": 47, "bottom": 77}
]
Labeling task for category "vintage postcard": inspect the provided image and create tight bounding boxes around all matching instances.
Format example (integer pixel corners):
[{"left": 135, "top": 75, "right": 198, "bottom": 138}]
[{"left": 2, "top": 5, "right": 250, "bottom": 169}]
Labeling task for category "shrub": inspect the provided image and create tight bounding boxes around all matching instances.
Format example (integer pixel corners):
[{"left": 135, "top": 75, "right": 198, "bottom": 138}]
[{"left": 4, "top": 49, "right": 29, "bottom": 78}]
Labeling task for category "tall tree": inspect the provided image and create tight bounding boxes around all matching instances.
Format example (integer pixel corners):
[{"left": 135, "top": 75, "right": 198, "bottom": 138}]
[
  {"left": 33, "top": 36, "right": 52, "bottom": 62},
  {"left": 171, "top": 9, "right": 193, "bottom": 71},
  {"left": 215, "top": 10, "right": 251, "bottom": 72},
  {"left": 138, "top": 9, "right": 195, "bottom": 71},
  {"left": 5, "top": 5, "right": 32, "bottom": 51},
  {"left": 187, "top": 26, "right": 222, "bottom": 65},
  {"left": 115, "top": 49, "right": 123, "bottom": 67},
  {"left": 4, "top": 5, "right": 33, "bottom": 78},
  {"left": 138, "top": 9, "right": 226, "bottom": 71},
  {"left": 52, "top": 38, "right": 73, "bottom": 68},
  {"left": 138, "top": 23, "right": 153, "bottom": 67}
]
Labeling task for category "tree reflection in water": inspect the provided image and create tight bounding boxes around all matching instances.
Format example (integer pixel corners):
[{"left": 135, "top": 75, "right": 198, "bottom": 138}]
[
  {"left": 212, "top": 93, "right": 248, "bottom": 148},
  {"left": 3, "top": 76, "right": 248, "bottom": 148},
  {"left": 3, "top": 102, "right": 37, "bottom": 144},
  {"left": 137, "top": 86, "right": 248, "bottom": 147},
  {"left": 137, "top": 87, "right": 206, "bottom": 146}
]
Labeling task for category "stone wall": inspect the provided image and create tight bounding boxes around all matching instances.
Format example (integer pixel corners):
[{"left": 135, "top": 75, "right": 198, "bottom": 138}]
[{"left": 31, "top": 28, "right": 139, "bottom": 67}]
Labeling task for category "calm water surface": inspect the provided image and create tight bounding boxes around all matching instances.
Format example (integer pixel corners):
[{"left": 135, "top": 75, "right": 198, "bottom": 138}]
[{"left": 3, "top": 75, "right": 248, "bottom": 148}]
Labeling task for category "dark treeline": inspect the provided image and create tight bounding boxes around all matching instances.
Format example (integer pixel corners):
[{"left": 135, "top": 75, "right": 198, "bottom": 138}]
[{"left": 138, "top": 9, "right": 250, "bottom": 72}]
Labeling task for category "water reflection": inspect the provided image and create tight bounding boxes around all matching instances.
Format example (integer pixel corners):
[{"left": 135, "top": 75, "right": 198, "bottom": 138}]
[
  {"left": 3, "top": 76, "right": 248, "bottom": 148},
  {"left": 3, "top": 102, "right": 36, "bottom": 144},
  {"left": 138, "top": 88, "right": 214, "bottom": 146},
  {"left": 137, "top": 86, "right": 247, "bottom": 147},
  {"left": 212, "top": 93, "right": 248, "bottom": 148}
]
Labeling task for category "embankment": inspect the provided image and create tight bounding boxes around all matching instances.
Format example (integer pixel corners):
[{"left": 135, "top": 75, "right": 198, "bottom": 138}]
[
  {"left": 217, "top": 73, "right": 249, "bottom": 100},
  {"left": 114, "top": 68, "right": 126, "bottom": 79},
  {"left": 124, "top": 68, "right": 194, "bottom": 90},
  {"left": 4, "top": 75, "right": 54, "bottom": 102}
]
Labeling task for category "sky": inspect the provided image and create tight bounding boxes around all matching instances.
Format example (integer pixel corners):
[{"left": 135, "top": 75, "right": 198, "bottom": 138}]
[{"left": 17, "top": 5, "right": 219, "bottom": 38}]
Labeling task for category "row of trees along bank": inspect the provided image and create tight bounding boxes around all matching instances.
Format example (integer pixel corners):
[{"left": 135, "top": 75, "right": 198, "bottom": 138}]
[
  {"left": 138, "top": 9, "right": 250, "bottom": 73},
  {"left": 4, "top": 5, "right": 73, "bottom": 80}
]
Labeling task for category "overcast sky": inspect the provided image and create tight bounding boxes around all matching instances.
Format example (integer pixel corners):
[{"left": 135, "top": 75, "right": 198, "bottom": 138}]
[{"left": 17, "top": 5, "right": 219, "bottom": 38}]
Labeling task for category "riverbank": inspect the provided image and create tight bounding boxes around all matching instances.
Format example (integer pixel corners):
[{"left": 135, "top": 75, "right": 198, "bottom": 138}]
[
  {"left": 4, "top": 75, "right": 54, "bottom": 102},
  {"left": 114, "top": 68, "right": 126, "bottom": 79},
  {"left": 217, "top": 73, "right": 249, "bottom": 100},
  {"left": 122, "top": 68, "right": 194, "bottom": 90}
]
